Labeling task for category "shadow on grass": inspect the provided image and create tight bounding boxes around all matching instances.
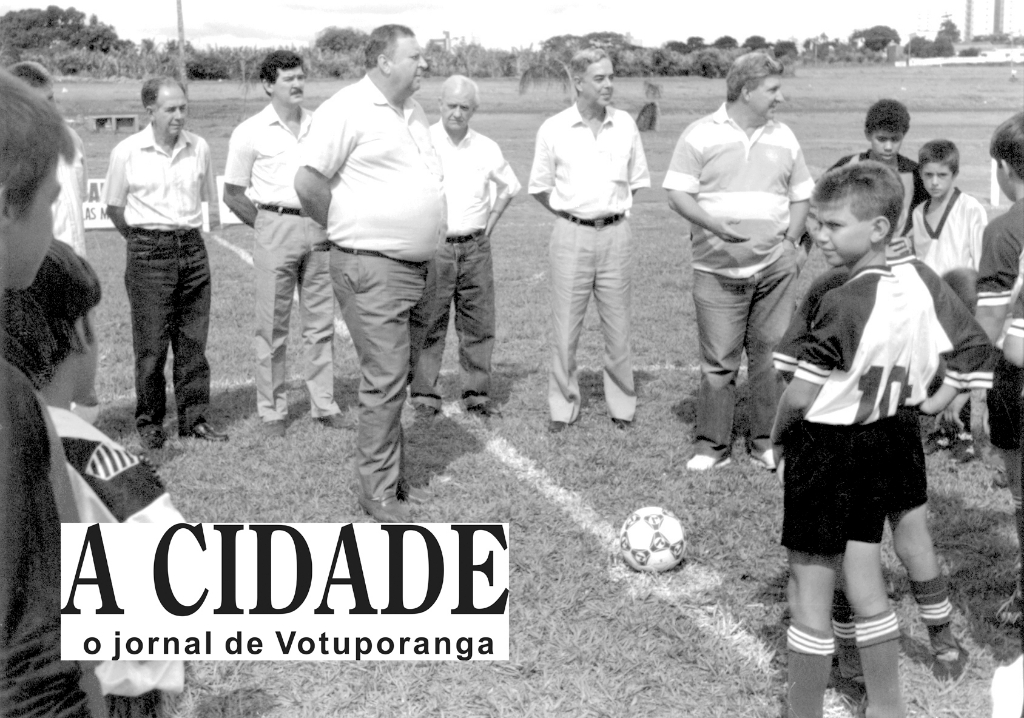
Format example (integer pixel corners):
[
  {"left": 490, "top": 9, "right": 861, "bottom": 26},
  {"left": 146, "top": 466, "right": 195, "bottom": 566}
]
[{"left": 670, "top": 383, "right": 763, "bottom": 449}]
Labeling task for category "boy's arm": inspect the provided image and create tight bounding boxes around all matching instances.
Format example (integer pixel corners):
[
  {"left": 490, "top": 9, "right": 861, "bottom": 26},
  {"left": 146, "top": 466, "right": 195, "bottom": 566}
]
[
  {"left": 771, "top": 377, "right": 822, "bottom": 450},
  {"left": 919, "top": 382, "right": 961, "bottom": 415}
]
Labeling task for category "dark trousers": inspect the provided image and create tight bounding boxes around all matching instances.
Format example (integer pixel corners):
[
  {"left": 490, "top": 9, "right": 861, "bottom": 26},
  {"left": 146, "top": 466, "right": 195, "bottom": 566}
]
[{"left": 124, "top": 227, "right": 212, "bottom": 434}]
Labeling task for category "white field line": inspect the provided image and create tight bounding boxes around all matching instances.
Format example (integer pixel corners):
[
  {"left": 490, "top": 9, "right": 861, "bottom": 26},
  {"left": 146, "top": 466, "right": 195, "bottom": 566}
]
[
  {"left": 209, "top": 231, "right": 350, "bottom": 341},
  {"left": 440, "top": 402, "right": 775, "bottom": 674}
]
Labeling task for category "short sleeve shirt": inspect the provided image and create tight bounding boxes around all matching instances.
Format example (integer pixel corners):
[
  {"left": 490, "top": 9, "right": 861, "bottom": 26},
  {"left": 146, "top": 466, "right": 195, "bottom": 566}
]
[
  {"left": 977, "top": 200, "right": 1024, "bottom": 346},
  {"left": 103, "top": 124, "right": 216, "bottom": 230},
  {"left": 774, "top": 261, "right": 994, "bottom": 425},
  {"left": 430, "top": 123, "right": 522, "bottom": 234},
  {"left": 909, "top": 188, "right": 987, "bottom": 275},
  {"left": 663, "top": 104, "right": 813, "bottom": 278},
  {"left": 528, "top": 104, "right": 650, "bottom": 219},
  {"left": 297, "top": 76, "right": 445, "bottom": 262},
  {"left": 224, "top": 104, "right": 313, "bottom": 209}
]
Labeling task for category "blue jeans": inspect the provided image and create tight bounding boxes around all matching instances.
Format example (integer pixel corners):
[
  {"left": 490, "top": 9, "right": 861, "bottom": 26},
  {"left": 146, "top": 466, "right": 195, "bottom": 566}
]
[
  {"left": 410, "top": 236, "right": 495, "bottom": 410},
  {"left": 331, "top": 250, "right": 430, "bottom": 502},
  {"left": 124, "top": 228, "right": 212, "bottom": 434},
  {"left": 691, "top": 245, "right": 800, "bottom": 459}
]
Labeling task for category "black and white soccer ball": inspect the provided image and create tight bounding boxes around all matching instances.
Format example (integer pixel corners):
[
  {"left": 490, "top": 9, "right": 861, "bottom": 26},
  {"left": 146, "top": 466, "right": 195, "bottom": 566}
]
[{"left": 619, "top": 506, "right": 686, "bottom": 572}]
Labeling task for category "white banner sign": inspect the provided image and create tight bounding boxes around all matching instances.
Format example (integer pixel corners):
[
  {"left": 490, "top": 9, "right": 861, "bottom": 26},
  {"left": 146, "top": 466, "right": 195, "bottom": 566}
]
[
  {"left": 61, "top": 523, "right": 509, "bottom": 661},
  {"left": 83, "top": 177, "right": 244, "bottom": 231}
]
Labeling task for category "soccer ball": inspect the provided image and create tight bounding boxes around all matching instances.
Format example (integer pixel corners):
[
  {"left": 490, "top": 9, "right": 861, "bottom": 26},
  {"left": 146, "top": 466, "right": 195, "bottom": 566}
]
[{"left": 619, "top": 506, "right": 686, "bottom": 572}]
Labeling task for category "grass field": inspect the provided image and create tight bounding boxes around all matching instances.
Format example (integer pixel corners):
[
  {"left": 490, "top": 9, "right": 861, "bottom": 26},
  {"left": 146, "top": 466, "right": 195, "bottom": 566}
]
[{"left": 64, "top": 65, "right": 1024, "bottom": 716}]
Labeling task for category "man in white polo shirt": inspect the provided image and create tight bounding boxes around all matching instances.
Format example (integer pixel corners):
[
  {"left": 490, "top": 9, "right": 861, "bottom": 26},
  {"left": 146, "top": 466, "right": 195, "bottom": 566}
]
[
  {"left": 295, "top": 24, "right": 444, "bottom": 523},
  {"left": 664, "top": 52, "right": 812, "bottom": 471},
  {"left": 223, "top": 50, "right": 344, "bottom": 439},
  {"left": 410, "top": 75, "right": 521, "bottom": 420},
  {"left": 528, "top": 48, "right": 650, "bottom": 434},
  {"left": 105, "top": 77, "right": 227, "bottom": 450}
]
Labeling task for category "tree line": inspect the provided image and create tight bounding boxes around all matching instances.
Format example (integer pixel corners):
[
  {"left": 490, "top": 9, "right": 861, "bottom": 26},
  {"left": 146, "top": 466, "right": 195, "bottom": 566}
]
[{"left": 2, "top": 8, "right": 1022, "bottom": 82}]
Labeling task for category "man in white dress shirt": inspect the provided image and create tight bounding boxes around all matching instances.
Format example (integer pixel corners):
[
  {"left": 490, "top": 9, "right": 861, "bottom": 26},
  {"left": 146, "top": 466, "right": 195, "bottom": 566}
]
[
  {"left": 528, "top": 48, "right": 650, "bottom": 433},
  {"left": 224, "top": 50, "right": 344, "bottom": 438},
  {"left": 410, "top": 75, "right": 521, "bottom": 420}
]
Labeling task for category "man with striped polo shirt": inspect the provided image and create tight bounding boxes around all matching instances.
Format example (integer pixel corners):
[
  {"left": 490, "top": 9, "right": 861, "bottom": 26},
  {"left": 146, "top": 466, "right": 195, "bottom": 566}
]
[
  {"left": 665, "top": 51, "right": 812, "bottom": 471},
  {"left": 105, "top": 77, "right": 228, "bottom": 450},
  {"left": 224, "top": 50, "right": 344, "bottom": 438},
  {"left": 529, "top": 48, "right": 650, "bottom": 433},
  {"left": 295, "top": 24, "right": 444, "bottom": 523}
]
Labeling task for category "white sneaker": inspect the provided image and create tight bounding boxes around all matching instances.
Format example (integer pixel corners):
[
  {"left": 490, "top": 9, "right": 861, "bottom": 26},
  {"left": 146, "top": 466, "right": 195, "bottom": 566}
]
[
  {"left": 686, "top": 454, "right": 732, "bottom": 471},
  {"left": 752, "top": 448, "right": 777, "bottom": 471}
]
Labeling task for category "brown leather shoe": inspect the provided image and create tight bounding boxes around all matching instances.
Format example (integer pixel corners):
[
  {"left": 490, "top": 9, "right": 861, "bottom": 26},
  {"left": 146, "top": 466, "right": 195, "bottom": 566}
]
[
  {"left": 314, "top": 413, "right": 353, "bottom": 430},
  {"left": 358, "top": 496, "right": 411, "bottom": 523}
]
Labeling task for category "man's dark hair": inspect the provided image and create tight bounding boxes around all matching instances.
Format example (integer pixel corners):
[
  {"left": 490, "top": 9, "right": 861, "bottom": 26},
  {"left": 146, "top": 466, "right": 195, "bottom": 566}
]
[
  {"left": 141, "top": 76, "right": 186, "bottom": 108},
  {"left": 918, "top": 139, "right": 960, "bottom": 175},
  {"left": 2, "top": 241, "right": 102, "bottom": 390},
  {"left": 0, "top": 69, "right": 72, "bottom": 220},
  {"left": 813, "top": 161, "right": 904, "bottom": 242},
  {"left": 990, "top": 112, "right": 1024, "bottom": 181},
  {"left": 259, "top": 50, "right": 304, "bottom": 87},
  {"left": 364, "top": 24, "right": 415, "bottom": 70},
  {"left": 864, "top": 99, "right": 910, "bottom": 136}
]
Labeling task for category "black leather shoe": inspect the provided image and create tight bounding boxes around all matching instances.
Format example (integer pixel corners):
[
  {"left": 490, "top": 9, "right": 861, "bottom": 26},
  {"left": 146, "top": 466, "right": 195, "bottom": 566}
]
[
  {"left": 314, "top": 414, "right": 353, "bottom": 430},
  {"left": 358, "top": 495, "right": 411, "bottom": 523},
  {"left": 140, "top": 428, "right": 165, "bottom": 450},
  {"left": 467, "top": 403, "right": 502, "bottom": 419},
  {"left": 398, "top": 481, "right": 433, "bottom": 504},
  {"left": 548, "top": 420, "right": 569, "bottom": 434},
  {"left": 611, "top": 418, "right": 632, "bottom": 430},
  {"left": 181, "top": 422, "right": 229, "bottom": 442}
]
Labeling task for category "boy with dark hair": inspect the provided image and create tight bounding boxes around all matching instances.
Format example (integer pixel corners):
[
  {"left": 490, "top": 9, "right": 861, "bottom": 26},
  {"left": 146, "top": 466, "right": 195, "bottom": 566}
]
[
  {"left": 2, "top": 241, "right": 185, "bottom": 716},
  {"left": 829, "top": 99, "right": 929, "bottom": 255},
  {"left": 975, "top": 112, "right": 1024, "bottom": 625},
  {"left": 0, "top": 67, "right": 103, "bottom": 717},
  {"left": 773, "top": 161, "right": 993, "bottom": 717}
]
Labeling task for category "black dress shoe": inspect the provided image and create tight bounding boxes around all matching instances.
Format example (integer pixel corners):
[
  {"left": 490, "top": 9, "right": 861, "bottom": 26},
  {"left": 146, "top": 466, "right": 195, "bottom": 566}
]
[
  {"left": 358, "top": 495, "right": 411, "bottom": 523},
  {"left": 181, "top": 422, "right": 229, "bottom": 442},
  {"left": 140, "top": 428, "right": 166, "bottom": 450},
  {"left": 611, "top": 418, "right": 632, "bottom": 430},
  {"left": 548, "top": 420, "right": 569, "bottom": 434}
]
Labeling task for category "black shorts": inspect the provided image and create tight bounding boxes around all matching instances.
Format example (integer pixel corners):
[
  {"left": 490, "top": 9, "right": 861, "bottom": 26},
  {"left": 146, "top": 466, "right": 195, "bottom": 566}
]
[
  {"left": 988, "top": 356, "right": 1023, "bottom": 451},
  {"left": 781, "top": 408, "right": 927, "bottom": 556}
]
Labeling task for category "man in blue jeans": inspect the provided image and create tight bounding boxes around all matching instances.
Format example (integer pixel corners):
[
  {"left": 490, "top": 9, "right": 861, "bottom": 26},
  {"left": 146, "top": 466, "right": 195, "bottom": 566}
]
[
  {"left": 105, "top": 77, "right": 228, "bottom": 450},
  {"left": 410, "top": 75, "right": 521, "bottom": 420},
  {"left": 664, "top": 52, "right": 812, "bottom": 471}
]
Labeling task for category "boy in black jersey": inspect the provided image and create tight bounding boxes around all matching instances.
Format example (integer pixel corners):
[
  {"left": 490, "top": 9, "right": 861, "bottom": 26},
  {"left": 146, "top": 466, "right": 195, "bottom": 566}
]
[{"left": 772, "top": 162, "right": 993, "bottom": 718}]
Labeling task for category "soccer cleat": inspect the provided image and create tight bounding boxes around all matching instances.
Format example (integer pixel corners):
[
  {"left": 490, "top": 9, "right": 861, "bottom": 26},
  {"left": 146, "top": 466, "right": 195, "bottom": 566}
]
[
  {"left": 686, "top": 454, "right": 732, "bottom": 471},
  {"left": 949, "top": 432, "right": 976, "bottom": 463},
  {"left": 931, "top": 636, "right": 969, "bottom": 681},
  {"left": 923, "top": 429, "right": 952, "bottom": 455}
]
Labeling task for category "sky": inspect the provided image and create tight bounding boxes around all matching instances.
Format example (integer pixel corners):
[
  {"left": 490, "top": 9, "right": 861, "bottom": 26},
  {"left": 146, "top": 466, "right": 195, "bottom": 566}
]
[{"left": 0, "top": 0, "right": 947, "bottom": 50}]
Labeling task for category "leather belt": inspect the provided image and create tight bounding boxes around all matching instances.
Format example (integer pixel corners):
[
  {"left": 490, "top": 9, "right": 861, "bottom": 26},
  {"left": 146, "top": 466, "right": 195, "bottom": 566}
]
[
  {"left": 446, "top": 229, "right": 484, "bottom": 244},
  {"left": 256, "top": 203, "right": 304, "bottom": 216},
  {"left": 311, "top": 241, "right": 333, "bottom": 252},
  {"left": 331, "top": 245, "right": 429, "bottom": 267},
  {"left": 557, "top": 211, "right": 625, "bottom": 229},
  {"left": 129, "top": 227, "right": 199, "bottom": 238}
]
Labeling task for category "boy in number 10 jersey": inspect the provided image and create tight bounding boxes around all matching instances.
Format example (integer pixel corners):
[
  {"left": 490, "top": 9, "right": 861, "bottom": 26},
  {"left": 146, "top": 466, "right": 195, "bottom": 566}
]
[{"left": 771, "top": 162, "right": 995, "bottom": 718}]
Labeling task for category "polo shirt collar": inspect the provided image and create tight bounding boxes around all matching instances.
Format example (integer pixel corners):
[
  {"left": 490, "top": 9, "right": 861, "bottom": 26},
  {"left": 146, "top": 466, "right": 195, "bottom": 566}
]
[
  {"left": 361, "top": 74, "right": 413, "bottom": 117},
  {"left": 258, "top": 103, "right": 312, "bottom": 136},
  {"left": 713, "top": 102, "right": 778, "bottom": 133},
  {"left": 568, "top": 103, "right": 616, "bottom": 128},
  {"left": 142, "top": 122, "right": 191, "bottom": 157}
]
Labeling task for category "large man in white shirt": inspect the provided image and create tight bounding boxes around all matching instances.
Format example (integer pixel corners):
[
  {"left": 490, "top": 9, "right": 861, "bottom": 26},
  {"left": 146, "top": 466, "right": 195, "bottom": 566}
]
[
  {"left": 295, "top": 25, "right": 444, "bottom": 523},
  {"left": 223, "top": 50, "right": 344, "bottom": 438},
  {"left": 664, "top": 52, "right": 812, "bottom": 471},
  {"left": 105, "top": 77, "right": 228, "bottom": 450},
  {"left": 410, "top": 75, "right": 521, "bottom": 420},
  {"left": 528, "top": 48, "right": 650, "bottom": 433}
]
